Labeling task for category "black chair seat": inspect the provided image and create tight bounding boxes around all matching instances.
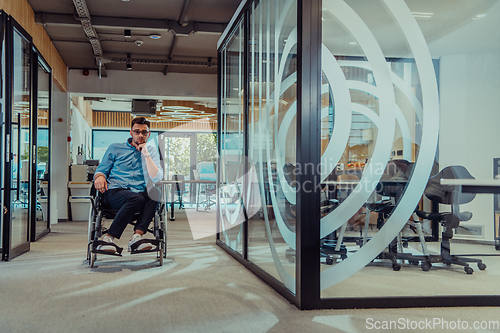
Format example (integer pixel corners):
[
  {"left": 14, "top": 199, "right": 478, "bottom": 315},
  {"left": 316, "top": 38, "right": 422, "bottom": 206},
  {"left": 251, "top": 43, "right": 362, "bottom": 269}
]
[{"left": 366, "top": 200, "right": 393, "bottom": 214}]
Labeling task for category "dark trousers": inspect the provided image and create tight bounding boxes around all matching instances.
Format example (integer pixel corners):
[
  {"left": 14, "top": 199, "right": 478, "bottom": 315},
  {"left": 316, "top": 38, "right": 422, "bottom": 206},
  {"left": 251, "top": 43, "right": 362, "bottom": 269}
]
[{"left": 102, "top": 188, "right": 159, "bottom": 239}]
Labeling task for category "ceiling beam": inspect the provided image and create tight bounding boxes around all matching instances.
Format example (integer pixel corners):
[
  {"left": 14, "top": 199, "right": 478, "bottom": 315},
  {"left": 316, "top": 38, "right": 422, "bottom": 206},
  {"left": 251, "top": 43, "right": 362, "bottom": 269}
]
[{"left": 35, "top": 12, "right": 226, "bottom": 36}]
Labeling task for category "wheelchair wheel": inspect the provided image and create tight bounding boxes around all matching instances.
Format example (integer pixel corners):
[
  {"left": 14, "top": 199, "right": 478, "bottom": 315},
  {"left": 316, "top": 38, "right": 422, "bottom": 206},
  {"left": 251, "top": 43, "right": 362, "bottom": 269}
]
[
  {"left": 90, "top": 252, "right": 97, "bottom": 268},
  {"left": 161, "top": 221, "right": 167, "bottom": 258},
  {"left": 88, "top": 211, "right": 103, "bottom": 268},
  {"left": 158, "top": 248, "right": 163, "bottom": 266},
  {"left": 87, "top": 204, "right": 97, "bottom": 262}
]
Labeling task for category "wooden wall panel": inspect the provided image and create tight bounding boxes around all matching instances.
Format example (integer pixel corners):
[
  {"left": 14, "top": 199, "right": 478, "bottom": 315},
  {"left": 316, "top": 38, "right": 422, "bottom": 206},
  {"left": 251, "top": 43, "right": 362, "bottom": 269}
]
[
  {"left": 0, "top": 0, "right": 68, "bottom": 91},
  {"left": 93, "top": 111, "right": 217, "bottom": 132}
]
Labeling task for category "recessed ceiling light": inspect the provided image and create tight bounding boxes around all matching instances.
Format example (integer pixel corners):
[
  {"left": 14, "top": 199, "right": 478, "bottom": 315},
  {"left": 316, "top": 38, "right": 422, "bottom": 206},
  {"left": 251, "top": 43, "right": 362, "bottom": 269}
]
[
  {"left": 149, "top": 34, "right": 161, "bottom": 39},
  {"left": 349, "top": 41, "right": 358, "bottom": 45}
]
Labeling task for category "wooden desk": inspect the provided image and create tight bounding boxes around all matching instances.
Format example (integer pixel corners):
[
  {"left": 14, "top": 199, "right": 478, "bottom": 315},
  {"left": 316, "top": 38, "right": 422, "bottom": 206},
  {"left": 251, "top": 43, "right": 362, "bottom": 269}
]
[{"left": 160, "top": 179, "right": 216, "bottom": 220}]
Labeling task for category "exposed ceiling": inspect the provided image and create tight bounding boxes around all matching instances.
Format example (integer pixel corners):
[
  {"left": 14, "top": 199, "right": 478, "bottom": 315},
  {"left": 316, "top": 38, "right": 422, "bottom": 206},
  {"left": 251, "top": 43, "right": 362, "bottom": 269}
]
[
  {"left": 27, "top": 0, "right": 241, "bottom": 118},
  {"left": 28, "top": 0, "right": 240, "bottom": 75}
]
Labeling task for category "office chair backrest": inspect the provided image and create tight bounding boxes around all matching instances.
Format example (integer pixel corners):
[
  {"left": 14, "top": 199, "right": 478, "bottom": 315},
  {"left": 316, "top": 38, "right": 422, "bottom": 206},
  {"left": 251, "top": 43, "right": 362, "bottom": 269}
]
[
  {"left": 425, "top": 165, "right": 476, "bottom": 205},
  {"left": 196, "top": 161, "right": 216, "bottom": 181}
]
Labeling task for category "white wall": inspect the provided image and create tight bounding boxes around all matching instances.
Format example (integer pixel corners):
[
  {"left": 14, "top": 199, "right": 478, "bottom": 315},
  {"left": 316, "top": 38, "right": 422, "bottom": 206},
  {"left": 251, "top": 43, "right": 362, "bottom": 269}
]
[
  {"left": 67, "top": 70, "right": 217, "bottom": 100},
  {"left": 51, "top": 88, "right": 70, "bottom": 222},
  {"left": 438, "top": 51, "right": 500, "bottom": 241},
  {"left": 70, "top": 103, "right": 92, "bottom": 165}
]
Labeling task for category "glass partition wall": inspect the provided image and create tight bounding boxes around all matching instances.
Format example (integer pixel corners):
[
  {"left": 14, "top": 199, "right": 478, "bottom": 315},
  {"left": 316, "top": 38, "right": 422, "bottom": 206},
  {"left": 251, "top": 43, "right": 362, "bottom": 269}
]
[
  {"left": 32, "top": 53, "right": 51, "bottom": 241},
  {"left": 218, "top": 0, "right": 500, "bottom": 309},
  {"left": 1, "top": 13, "right": 52, "bottom": 260}
]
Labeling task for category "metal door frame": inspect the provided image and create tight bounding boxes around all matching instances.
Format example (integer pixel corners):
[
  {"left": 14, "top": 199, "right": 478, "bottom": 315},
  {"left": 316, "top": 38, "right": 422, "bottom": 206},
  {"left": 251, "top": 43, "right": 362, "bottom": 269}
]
[{"left": 2, "top": 15, "right": 33, "bottom": 261}]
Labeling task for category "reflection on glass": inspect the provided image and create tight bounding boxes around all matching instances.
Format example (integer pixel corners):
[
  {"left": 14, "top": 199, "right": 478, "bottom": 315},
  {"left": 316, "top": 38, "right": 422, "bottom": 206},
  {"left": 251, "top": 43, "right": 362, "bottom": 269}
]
[
  {"left": 318, "top": 0, "right": 500, "bottom": 299},
  {"left": 10, "top": 29, "right": 31, "bottom": 249}
]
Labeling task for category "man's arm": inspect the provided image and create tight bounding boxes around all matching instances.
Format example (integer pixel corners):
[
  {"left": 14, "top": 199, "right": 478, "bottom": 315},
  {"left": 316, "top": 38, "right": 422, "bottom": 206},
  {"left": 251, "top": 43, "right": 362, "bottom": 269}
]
[
  {"left": 140, "top": 145, "right": 163, "bottom": 183},
  {"left": 94, "top": 146, "right": 114, "bottom": 193}
]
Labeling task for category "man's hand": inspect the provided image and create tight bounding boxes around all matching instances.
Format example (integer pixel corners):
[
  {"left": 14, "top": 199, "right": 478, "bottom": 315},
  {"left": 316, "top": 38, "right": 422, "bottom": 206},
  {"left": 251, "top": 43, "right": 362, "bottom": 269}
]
[
  {"left": 138, "top": 144, "right": 150, "bottom": 157},
  {"left": 94, "top": 174, "right": 108, "bottom": 193},
  {"left": 136, "top": 143, "right": 148, "bottom": 153}
]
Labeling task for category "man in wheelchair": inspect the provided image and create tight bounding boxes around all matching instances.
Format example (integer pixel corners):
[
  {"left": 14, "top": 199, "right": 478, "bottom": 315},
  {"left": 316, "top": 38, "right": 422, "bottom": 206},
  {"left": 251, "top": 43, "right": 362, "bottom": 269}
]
[{"left": 93, "top": 117, "right": 163, "bottom": 254}]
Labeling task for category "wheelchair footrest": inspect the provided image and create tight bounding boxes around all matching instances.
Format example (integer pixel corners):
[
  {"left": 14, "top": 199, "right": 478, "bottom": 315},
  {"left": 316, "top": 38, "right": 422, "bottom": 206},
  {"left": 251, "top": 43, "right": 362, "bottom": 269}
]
[
  {"left": 130, "top": 239, "right": 160, "bottom": 254},
  {"left": 92, "top": 240, "right": 124, "bottom": 255},
  {"left": 92, "top": 249, "right": 123, "bottom": 257}
]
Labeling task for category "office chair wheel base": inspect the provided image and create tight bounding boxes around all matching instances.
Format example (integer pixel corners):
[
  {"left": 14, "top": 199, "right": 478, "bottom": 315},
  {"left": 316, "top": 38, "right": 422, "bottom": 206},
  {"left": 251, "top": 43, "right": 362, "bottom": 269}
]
[
  {"left": 409, "top": 259, "right": 419, "bottom": 266},
  {"left": 477, "top": 262, "right": 486, "bottom": 270},
  {"left": 326, "top": 256, "right": 334, "bottom": 265},
  {"left": 421, "top": 262, "right": 431, "bottom": 271},
  {"left": 392, "top": 263, "right": 401, "bottom": 271},
  {"left": 464, "top": 266, "right": 473, "bottom": 274}
]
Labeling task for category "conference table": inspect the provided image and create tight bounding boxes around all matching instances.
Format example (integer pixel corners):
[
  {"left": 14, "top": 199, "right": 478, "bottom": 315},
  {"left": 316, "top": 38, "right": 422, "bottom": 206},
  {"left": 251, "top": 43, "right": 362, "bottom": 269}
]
[
  {"left": 160, "top": 179, "right": 216, "bottom": 221},
  {"left": 440, "top": 178, "right": 500, "bottom": 194},
  {"left": 440, "top": 178, "right": 500, "bottom": 250}
]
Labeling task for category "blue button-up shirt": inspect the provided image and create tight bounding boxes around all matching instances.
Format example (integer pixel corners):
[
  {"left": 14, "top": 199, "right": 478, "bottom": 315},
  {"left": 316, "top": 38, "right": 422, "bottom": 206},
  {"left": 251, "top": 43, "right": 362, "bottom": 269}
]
[{"left": 95, "top": 138, "right": 163, "bottom": 193}]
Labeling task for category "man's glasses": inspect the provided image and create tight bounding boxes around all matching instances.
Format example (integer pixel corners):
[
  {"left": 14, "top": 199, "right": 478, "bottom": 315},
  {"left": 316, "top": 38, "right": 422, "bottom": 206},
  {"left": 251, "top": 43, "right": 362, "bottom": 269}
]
[{"left": 132, "top": 130, "right": 150, "bottom": 136}]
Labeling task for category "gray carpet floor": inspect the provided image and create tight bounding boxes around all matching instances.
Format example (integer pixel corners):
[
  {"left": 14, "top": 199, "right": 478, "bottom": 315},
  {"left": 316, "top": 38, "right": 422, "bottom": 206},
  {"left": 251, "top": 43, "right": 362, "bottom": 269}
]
[{"left": 1, "top": 210, "right": 499, "bottom": 333}]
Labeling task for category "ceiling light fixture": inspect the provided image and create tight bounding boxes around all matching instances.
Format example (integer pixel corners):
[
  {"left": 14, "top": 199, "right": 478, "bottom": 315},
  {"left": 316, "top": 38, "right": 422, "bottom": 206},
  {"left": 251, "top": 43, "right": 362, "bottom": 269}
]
[
  {"left": 149, "top": 34, "right": 161, "bottom": 40},
  {"left": 472, "top": 13, "right": 486, "bottom": 20},
  {"left": 412, "top": 12, "right": 434, "bottom": 19},
  {"left": 126, "top": 52, "right": 132, "bottom": 70}
]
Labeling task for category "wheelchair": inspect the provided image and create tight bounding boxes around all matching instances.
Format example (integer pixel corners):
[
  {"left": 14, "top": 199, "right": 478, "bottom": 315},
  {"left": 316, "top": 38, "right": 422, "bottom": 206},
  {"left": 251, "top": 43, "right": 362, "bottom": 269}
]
[{"left": 86, "top": 184, "right": 167, "bottom": 268}]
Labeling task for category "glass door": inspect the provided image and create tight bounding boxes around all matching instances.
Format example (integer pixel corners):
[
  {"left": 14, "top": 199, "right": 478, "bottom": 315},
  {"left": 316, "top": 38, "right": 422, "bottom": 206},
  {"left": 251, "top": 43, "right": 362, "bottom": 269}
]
[
  {"left": 2, "top": 19, "right": 32, "bottom": 260},
  {"left": 31, "top": 51, "right": 51, "bottom": 241},
  {"left": 0, "top": 12, "right": 5, "bottom": 259},
  {"left": 160, "top": 133, "right": 196, "bottom": 206}
]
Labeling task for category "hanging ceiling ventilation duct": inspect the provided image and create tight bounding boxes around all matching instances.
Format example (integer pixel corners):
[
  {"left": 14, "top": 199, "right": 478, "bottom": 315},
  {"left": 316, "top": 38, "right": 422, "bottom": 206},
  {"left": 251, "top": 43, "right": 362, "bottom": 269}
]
[{"left": 131, "top": 99, "right": 157, "bottom": 117}]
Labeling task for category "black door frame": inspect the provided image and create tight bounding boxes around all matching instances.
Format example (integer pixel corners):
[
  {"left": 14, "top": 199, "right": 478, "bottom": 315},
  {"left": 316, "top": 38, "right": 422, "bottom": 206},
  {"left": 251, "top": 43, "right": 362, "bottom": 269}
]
[
  {"left": 30, "top": 48, "right": 51, "bottom": 242},
  {"left": 2, "top": 16, "right": 33, "bottom": 261}
]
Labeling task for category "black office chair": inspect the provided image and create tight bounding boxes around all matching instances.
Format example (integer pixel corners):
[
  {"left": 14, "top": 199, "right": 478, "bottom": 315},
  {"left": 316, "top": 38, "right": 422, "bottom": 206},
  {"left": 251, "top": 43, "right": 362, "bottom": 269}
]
[
  {"left": 364, "top": 159, "right": 422, "bottom": 271},
  {"left": 281, "top": 163, "right": 343, "bottom": 264},
  {"left": 171, "top": 174, "right": 185, "bottom": 209},
  {"left": 87, "top": 184, "right": 167, "bottom": 268},
  {"left": 415, "top": 165, "right": 486, "bottom": 274}
]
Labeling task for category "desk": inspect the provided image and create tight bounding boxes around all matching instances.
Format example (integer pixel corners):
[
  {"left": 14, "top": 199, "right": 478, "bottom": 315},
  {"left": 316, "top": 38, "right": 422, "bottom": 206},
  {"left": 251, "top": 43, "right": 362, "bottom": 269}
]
[
  {"left": 440, "top": 178, "right": 500, "bottom": 250},
  {"left": 160, "top": 179, "right": 216, "bottom": 221},
  {"left": 440, "top": 179, "right": 500, "bottom": 194}
]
